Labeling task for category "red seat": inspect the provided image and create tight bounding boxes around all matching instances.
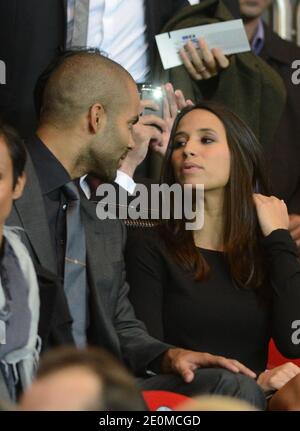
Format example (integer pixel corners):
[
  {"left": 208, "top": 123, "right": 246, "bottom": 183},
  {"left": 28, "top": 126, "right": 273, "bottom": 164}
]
[
  {"left": 142, "top": 390, "right": 191, "bottom": 411},
  {"left": 267, "top": 339, "right": 300, "bottom": 369}
]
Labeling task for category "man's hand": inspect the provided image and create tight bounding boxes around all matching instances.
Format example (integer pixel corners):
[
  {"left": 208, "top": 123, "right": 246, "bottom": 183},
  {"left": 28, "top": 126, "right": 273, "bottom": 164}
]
[
  {"left": 253, "top": 194, "right": 289, "bottom": 237},
  {"left": 150, "top": 82, "right": 193, "bottom": 157},
  {"left": 289, "top": 214, "right": 300, "bottom": 251},
  {"left": 257, "top": 363, "right": 300, "bottom": 393},
  {"left": 161, "top": 348, "right": 256, "bottom": 383},
  {"left": 180, "top": 37, "right": 229, "bottom": 81}
]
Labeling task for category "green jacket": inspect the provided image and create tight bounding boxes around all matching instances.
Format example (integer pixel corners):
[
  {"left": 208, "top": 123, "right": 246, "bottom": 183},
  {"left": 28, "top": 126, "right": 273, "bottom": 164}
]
[{"left": 153, "top": 0, "right": 286, "bottom": 151}]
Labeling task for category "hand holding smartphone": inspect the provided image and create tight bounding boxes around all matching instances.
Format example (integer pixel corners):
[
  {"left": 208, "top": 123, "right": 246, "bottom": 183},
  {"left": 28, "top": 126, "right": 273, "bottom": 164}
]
[{"left": 139, "top": 84, "right": 164, "bottom": 118}]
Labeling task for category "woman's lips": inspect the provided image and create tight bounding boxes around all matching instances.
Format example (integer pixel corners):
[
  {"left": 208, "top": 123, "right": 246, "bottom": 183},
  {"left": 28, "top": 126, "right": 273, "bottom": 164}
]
[{"left": 181, "top": 163, "right": 204, "bottom": 174}]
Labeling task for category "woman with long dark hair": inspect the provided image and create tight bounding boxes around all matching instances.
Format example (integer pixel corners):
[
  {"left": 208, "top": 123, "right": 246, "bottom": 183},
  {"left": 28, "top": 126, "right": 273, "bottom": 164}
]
[{"left": 126, "top": 102, "right": 300, "bottom": 406}]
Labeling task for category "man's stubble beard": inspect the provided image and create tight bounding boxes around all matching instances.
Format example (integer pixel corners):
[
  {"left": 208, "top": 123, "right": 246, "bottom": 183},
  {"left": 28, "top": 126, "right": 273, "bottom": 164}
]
[
  {"left": 85, "top": 120, "right": 125, "bottom": 183},
  {"left": 86, "top": 147, "right": 118, "bottom": 183}
]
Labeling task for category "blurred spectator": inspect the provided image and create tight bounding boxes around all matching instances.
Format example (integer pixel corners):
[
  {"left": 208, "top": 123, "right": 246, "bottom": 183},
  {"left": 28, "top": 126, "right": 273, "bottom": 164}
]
[
  {"left": 176, "top": 395, "right": 257, "bottom": 411},
  {"left": 19, "top": 347, "right": 146, "bottom": 411},
  {"left": 0, "top": 123, "right": 40, "bottom": 403}
]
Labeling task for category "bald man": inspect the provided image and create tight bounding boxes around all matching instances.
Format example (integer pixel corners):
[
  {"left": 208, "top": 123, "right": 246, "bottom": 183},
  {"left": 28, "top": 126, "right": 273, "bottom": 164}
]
[{"left": 6, "top": 52, "right": 266, "bottom": 407}]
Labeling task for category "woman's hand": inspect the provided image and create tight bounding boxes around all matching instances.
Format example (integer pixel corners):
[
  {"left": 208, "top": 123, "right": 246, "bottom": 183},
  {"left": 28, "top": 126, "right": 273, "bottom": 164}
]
[
  {"left": 253, "top": 194, "right": 289, "bottom": 237},
  {"left": 257, "top": 363, "right": 300, "bottom": 392}
]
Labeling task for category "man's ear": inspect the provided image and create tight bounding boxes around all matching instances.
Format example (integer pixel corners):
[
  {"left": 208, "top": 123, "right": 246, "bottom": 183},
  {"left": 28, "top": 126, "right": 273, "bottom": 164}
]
[
  {"left": 12, "top": 173, "right": 26, "bottom": 200},
  {"left": 89, "top": 103, "right": 105, "bottom": 134}
]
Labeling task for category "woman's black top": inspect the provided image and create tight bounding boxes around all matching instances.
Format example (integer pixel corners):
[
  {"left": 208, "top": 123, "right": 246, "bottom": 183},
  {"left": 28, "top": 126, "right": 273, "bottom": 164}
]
[{"left": 125, "top": 229, "right": 300, "bottom": 373}]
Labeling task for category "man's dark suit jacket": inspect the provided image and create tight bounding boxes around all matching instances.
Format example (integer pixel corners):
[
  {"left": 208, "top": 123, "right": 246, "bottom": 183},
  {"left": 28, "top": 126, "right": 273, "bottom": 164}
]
[
  {"left": 6, "top": 153, "right": 171, "bottom": 375},
  {"left": 0, "top": 0, "right": 188, "bottom": 137},
  {"left": 260, "top": 24, "right": 300, "bottom": 214}
]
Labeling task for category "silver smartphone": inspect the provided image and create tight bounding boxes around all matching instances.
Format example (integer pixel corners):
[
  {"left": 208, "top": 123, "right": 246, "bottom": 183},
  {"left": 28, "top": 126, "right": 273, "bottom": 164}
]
[{"left": 139, "top": 84, "right": 164, "bottom": 118}]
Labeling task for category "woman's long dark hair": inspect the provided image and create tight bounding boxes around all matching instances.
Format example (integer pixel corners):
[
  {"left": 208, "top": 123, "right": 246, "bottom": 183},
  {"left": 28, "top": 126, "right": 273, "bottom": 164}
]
[{"left": 159, "top": 101, "right": 271, "bottom": 292}]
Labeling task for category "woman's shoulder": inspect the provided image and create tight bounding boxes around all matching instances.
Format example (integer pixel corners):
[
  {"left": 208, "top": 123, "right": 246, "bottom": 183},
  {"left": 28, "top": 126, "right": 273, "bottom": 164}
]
[
  {"left": 127, "top": 224, "right": 163, "bottom": 245},
  {"left": 126, "top": 225, "right": 166, "bottom": 257}
]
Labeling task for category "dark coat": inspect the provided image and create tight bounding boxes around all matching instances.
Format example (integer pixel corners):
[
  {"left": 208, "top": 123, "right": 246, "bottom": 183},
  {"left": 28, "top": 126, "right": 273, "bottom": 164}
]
[{"left": 260, "top": 24, "right": 300, "bottom": 213}]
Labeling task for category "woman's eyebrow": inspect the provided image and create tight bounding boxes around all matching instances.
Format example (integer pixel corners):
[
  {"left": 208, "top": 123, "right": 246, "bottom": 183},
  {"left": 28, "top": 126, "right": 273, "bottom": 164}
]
[
  {"left": 174, "top": 128, "right": 218, "bottom": 137},
  {"left": 174, "top": 131, "right": 188, "bottom": 137},
  {"left": 196, "top": 128, "right": 218, "bottom": 134}
]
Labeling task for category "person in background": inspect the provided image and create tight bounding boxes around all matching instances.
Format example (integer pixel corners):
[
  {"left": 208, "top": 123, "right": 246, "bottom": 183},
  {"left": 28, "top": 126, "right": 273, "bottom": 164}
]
[
  {"left": 0, "top": 123, "right": 40, "bottom": 403},
  {"left": 19, "top": 347, "right": 146, "bottom": 411},
  {"left": 0, "top": 0, "right": 189, "bottom": 138},
  {"left": 176, "top": 394, "right": 257, "bottom": 411},
  {"left": 239, "top": 0, "right": 300, "bottom": 252},
  {"left": 180, "top": 0, "right": 300, "bottom": 252},
  {"left": 126, "top": 102, "right": 300, "bottom": 410}
]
